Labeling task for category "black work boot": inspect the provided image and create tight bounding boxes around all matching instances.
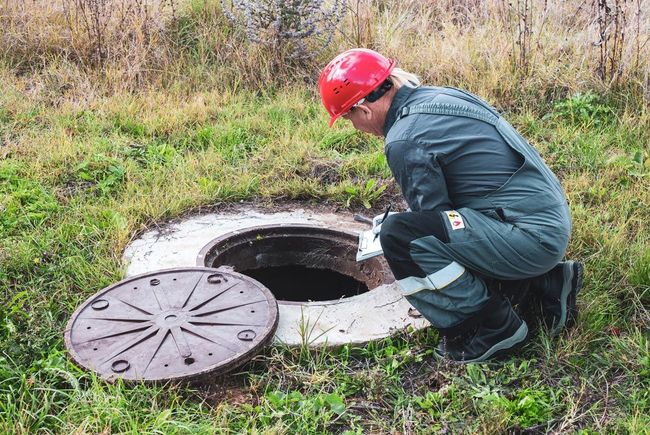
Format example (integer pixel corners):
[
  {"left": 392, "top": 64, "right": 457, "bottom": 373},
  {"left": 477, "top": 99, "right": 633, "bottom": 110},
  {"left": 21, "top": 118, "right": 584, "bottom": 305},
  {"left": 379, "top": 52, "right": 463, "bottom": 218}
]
[
  {"left": 434, "top": 295, "right": 528, "bottom": 363},
  {"left": 484, "top": 277, "right": 540, "bottom": 328},
  {"left": 531, "top": 261, "right": 584, "bottom": 336}
]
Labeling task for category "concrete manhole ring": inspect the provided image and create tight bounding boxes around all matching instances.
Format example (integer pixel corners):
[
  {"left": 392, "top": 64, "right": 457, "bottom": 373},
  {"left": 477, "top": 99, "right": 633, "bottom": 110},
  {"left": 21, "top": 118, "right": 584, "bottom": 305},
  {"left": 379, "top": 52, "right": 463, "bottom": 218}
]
[{"left": 123, "top": 206, "right": 430, "bottom": 347}]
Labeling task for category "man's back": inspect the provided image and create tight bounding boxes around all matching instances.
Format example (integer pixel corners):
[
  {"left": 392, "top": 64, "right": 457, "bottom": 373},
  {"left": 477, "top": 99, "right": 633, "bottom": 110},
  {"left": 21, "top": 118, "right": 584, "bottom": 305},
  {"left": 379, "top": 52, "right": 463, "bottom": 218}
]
[{"left": 384, "top": 85, "right": 524, "bottom": 211}]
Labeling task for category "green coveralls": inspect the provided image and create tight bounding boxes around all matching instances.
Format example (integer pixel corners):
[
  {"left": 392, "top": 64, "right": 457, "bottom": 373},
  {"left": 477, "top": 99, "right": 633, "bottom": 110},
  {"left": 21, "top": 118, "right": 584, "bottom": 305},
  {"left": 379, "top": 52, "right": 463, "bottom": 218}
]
[{"left": 380, "top": 85, "right": 571, "bottom": 331}]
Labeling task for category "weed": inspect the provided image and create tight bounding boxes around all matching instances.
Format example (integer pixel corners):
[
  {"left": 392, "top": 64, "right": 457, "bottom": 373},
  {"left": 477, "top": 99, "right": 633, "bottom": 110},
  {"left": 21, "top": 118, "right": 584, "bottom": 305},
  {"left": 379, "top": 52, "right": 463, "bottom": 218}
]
[
  {"left": 122, "top": 141, "right": 177, "bottom": 166},
  {"left": 549, "top": 91, "right": 616, "bottom": 126},
  {"left": 508, "top": 388, "right": 554, "bottom": 427},
  {"left": 113, "top": 113, "right": 148, "bottom": 138},
  {"left": 74, "top": 154, "right": 126, "bottom": 196},
  {"left": 607, "top": 149, "right": 650, "bottom": 178},
  {"left": 343, "top": 179, "right": 387, "bottom": 208},
  {"left": 413, "top": 390, "right": 446, "bottom": 418}
]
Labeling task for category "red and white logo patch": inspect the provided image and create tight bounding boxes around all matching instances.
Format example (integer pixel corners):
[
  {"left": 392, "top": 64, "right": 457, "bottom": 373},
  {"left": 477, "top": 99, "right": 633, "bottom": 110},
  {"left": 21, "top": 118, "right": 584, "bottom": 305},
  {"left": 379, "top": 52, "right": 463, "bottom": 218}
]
[{"left": 444, "top": 210, "right": 465, "bottom": 230}]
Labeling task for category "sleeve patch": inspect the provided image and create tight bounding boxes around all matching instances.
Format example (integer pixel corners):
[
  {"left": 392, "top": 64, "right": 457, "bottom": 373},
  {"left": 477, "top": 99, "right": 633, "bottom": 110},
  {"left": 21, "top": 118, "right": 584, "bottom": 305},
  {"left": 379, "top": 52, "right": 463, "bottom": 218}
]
[{"left": 444, "top": 210, "right": 465, "bottom": 230}]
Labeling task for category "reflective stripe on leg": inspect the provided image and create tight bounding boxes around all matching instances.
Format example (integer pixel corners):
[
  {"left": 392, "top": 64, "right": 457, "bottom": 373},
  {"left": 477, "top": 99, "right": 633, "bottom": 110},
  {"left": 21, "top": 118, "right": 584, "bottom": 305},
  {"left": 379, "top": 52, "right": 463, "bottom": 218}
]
[{"left": 397, "top": 261, "right": 466, "bottom": 295}]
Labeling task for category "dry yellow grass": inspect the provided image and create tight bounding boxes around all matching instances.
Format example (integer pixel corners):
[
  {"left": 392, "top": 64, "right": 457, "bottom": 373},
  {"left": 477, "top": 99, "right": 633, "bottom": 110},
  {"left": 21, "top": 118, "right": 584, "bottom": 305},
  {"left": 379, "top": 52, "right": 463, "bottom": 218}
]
[
  {"left": 0, "top": 0, "right": 647, "bottom": 104},
  {"left": 338, "top": 0, "right": 649, "bottom": 104},
  {"left": 0, "top": 0, "right": 176, "bottom": 87}
]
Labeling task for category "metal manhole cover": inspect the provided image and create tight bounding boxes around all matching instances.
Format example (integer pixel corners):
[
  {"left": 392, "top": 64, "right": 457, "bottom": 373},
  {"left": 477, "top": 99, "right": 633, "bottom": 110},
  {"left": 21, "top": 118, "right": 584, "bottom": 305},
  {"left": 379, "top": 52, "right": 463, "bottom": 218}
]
[{"left": 64, "top": 267, "right": 278, "bottom": 383}]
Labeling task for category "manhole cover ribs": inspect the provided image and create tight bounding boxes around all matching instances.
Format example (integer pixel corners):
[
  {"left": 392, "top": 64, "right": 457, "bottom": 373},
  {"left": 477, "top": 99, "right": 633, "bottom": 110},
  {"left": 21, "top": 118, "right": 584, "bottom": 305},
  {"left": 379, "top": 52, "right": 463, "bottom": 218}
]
[{"left": 64, "top": 268, "right": 278, "bottom": 383}]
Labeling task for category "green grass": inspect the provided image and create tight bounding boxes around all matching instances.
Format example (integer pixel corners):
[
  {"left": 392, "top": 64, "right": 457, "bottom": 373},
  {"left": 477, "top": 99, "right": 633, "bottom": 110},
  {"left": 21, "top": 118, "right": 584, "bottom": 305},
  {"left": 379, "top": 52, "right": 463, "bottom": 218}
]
[
  {"left": 1, "top": 67, "right": 649, "bottom": 433},
  {"left": 3, "top": 0, "right": 649, "bottom": 431}
]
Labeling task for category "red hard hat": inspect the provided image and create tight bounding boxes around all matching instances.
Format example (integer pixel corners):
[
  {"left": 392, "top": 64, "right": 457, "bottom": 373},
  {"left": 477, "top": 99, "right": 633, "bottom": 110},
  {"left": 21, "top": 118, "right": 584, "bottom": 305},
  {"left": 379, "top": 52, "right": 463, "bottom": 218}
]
[{"left": 318, "top": 48, "right": 396, "bottom": 127}]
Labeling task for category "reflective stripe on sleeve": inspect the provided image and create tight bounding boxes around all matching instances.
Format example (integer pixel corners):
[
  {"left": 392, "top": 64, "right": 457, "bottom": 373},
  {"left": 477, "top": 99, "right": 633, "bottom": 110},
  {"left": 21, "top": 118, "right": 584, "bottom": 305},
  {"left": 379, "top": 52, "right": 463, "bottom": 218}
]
[{"left": 396, "top": 262, "right": 466, "bottom": 296}]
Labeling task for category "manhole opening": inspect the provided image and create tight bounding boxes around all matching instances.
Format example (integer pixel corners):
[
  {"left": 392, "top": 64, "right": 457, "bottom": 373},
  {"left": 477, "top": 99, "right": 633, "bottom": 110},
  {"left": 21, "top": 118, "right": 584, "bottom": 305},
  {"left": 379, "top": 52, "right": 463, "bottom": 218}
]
[
  {"left": 198, "top": 225, "right": 394, "bottom": 303},
  {"left": 243, "top": 265, "right": 368, "bottom": 301}
]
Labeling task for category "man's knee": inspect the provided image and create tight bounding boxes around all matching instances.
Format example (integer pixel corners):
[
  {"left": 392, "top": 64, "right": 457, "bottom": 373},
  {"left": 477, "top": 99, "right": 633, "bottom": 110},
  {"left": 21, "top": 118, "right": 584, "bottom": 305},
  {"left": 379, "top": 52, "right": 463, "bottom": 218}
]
[
  {"left": 379, "top": 211, "right": 448, "bottom": 255},
  {"left": 379, "top": 213, "right": 406, "bottom": 255}
]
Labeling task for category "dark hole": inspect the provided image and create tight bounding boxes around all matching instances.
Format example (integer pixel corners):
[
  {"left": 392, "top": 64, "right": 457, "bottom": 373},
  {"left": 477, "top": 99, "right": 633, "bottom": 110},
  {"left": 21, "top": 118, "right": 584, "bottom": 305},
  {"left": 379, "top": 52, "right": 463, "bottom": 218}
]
[
  {"left": 208, "top": 353, "right": 213, "bottom": 356},
  {"left": 184, "top": 357, "right": 195, "bottom": 365},
  {"left": 201, "top": 226, "right": 394, "bottom": 303},
  {"left": 241, "top": 265, "right": 370, "bottom": 302}
]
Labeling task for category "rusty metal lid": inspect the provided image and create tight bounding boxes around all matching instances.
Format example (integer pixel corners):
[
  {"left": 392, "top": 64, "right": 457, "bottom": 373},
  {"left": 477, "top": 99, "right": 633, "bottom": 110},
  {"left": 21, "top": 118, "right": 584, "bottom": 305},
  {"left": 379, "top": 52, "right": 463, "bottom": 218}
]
[{"left": 64, "top": 267, "right": 278, "bottom": 383}]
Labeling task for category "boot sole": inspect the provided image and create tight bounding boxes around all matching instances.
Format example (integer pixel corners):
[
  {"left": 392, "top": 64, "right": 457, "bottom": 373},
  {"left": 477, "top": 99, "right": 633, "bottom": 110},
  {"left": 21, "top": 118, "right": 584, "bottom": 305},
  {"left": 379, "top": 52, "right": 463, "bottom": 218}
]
[
  {"left": 434, "top": 321, "right": 529, "bottom": 363},
  {"left": 550, "top": 261, "right": 584, "bottom": 336}
]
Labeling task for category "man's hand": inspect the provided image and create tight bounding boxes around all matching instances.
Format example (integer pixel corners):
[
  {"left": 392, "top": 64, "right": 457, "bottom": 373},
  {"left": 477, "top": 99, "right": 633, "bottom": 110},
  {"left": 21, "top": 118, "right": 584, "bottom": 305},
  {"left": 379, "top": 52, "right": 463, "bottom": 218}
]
[{"left": 372, "top": 211, "right": 397, "bottom": 237}]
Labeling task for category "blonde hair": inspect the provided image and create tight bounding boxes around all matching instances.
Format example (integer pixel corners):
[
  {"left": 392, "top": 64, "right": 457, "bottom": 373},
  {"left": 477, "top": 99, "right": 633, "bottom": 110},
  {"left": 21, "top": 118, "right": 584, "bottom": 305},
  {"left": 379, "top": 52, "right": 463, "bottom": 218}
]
[{"left": 389, "top": 67, "right": 421, "bottom": 88}]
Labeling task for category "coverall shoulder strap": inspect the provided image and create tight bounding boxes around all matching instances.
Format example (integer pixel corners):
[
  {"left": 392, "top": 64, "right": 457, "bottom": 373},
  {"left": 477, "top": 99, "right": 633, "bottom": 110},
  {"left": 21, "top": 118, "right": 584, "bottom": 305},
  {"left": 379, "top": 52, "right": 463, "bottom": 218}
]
[{"left": 398, "top": 102, "right": 499, "bottom": 126}]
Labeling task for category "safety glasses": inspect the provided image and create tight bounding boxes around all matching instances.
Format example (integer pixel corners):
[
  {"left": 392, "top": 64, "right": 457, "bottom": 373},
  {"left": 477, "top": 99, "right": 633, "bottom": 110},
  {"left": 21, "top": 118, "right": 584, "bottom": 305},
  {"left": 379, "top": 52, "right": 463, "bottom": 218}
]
[
  {"left": 341, "top": 79, "right": 394, "bottom": 118},
  {"left": 342, "top": 97, "right": 366, "bottom": 117}
]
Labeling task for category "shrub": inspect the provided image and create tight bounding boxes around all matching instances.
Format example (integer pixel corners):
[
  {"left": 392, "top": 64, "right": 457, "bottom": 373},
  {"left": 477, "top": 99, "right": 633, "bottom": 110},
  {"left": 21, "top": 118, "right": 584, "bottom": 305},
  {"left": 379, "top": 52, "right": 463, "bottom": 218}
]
[{"left": 220, "top": 0, "right": 346, "bottom": 71}]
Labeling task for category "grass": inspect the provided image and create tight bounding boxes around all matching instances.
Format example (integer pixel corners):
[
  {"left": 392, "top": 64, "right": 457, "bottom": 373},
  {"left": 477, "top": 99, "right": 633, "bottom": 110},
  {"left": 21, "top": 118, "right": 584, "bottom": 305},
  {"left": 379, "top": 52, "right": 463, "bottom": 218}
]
[
  {"left": 1, "top": 76, "right": 648, "bottom": 433},
  {"left": 1, "top": 0, "right": 649, "bottom": 433}
]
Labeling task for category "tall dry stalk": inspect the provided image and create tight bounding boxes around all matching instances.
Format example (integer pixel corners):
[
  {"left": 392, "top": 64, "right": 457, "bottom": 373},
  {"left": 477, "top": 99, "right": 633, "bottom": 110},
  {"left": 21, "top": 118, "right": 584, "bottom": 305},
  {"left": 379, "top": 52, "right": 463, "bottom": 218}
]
[
  {"left": 514, "top": 0, "right": 532, "bottom": 74},
  {"left": 594, "top": 0, "right": 628, "bottom": 84},
  {"left": 343, "top": 0, "right": 375, "bottom": 48},
  {"left": 499, "top": 0, "right": 549, "bottom": 75},
  {"left": 631, "top": 0, "right": 648, "bottom": 72}
]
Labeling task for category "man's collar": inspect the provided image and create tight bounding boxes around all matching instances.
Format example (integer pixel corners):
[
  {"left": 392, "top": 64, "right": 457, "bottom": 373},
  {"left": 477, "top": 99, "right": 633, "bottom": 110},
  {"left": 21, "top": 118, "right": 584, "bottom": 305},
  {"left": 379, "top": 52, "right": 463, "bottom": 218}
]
[{"left": 383, "top": 85, "right": 418, "bottom": 137}]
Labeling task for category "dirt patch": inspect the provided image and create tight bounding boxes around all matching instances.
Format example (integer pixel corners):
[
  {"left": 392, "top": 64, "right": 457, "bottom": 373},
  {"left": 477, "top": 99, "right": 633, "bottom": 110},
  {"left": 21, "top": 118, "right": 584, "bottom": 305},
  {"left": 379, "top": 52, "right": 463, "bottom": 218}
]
[
  {"left": 55, "top": 180, "right": 93, "bottom": 201},
  {"left": 195, "top": 373, "right": 257, "bottom": 407},
  {"left": 399, "top": 359, "right": 456, "bottom": 397},
  {"left": 304, "top": 159, "right": 343, "bottom": 185}
]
